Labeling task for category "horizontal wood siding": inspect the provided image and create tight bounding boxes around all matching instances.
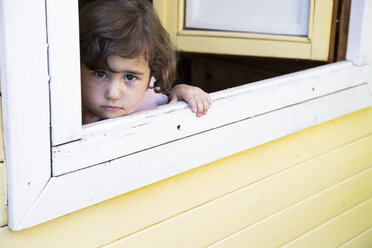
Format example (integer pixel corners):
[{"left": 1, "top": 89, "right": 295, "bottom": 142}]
[
  {"left": 0, "top": 96, "right": 4, "bottom": 162},
  {"left": 339, "top": 227, "right": 372, "bottom": 248},
  {"left": 207, "top": 171, "right": 372, "bottom": 248},
  {"left": 0, "top": 107, "right": 372, "bottom": 247},
  {"left": 0, "top": 163, "right": 6, "bottom": 227},
  {"left": 105, "top": 140, "right": 372, "bottom": 247},
  {"left": 0, "top": 96, "right": 7, "bottom": 227},
  {"left": 282, "top": 199, "right": 372, "bottom": 248}
]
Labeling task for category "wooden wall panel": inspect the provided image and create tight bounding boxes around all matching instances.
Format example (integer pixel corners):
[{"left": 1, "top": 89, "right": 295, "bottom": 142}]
[
  {"left": 0, "top": 95, "right": 7, "bottom": 227},
  {"left": 209, "top": 170, "right": 372, "bottom": 248},
  {"left": 339, "top": 228, "right": 372, "bottom": 248},
  {"left": 0, "top": 97, "right": 4, "bottom": 162},
  {"left": 0, "top": 107, "right": 371, "bottom": 248},
  {"left": 103, "top": 138, "right": 372, "bottom": 248},
  {"left": 283, "top": 199, "right": 372, "bottom": 247},
  {"left": 0, "top": 163, "right": 7, "bottom": 227}
]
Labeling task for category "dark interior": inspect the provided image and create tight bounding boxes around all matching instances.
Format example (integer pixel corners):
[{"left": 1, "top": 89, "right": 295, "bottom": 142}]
[{"left": 178, "top": 52, "right": 327, "bottom": 93}]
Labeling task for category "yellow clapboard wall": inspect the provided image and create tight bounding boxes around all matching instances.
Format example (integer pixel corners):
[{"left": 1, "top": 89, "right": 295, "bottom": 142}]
[
  {"left": 0, "top": 94, "right": 8, "bottom": 227},
  {"left": 0, "top": 107, "right": 371, "bottom": 248}
]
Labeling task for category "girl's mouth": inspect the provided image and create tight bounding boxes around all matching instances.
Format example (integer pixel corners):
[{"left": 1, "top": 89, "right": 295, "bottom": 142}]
[{"left": 102, "top": 106, "right": 123, "bottom": 111}]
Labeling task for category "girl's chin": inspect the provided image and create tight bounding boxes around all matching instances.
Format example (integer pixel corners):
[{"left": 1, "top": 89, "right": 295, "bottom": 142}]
[{"left": 101, "top": 111, "right": 129, "bottom": 119}]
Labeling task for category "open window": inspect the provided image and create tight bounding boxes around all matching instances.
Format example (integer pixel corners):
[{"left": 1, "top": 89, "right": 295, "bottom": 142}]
[
  {"left": 0, "top": 0, "right": 371, "bottom": 231},
  {"left": 155, "top": 0, "right": 333, "bottom": 60}
]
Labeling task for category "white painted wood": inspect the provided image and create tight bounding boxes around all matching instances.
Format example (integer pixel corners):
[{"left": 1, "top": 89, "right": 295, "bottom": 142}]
[
  {"left": 346, "top": 0, "right": 372, "bottom": 66},
  {"left": 2, "top": 0, "right": 372, "bottom": 231},
  {"left": 19, "top": 83, "right": 372, "bottom": 229},
  {"left": 185, "top": 0, "right": 309, "bottom": 36},
  {"left": 346, "top": 0, "right": 372, "bottom": 94},
  {"left": 0, "top": 0, "right": 51, "bottom": 230},
  {"left": 46, "top": 0, "right": 82, "bottom": 145},
  {"left": 52, "top": 62, "right": 370, "bottom": 175}
]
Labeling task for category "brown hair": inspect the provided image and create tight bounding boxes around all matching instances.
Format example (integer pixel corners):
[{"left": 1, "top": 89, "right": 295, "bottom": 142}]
[{"left": 79, "top": 0, "right": 176, "bottom": 94}]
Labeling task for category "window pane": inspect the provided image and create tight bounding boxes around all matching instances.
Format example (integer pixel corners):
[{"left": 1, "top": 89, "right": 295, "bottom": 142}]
[{"left": 185, "top": 0, "right": 310, "bottom": 36}]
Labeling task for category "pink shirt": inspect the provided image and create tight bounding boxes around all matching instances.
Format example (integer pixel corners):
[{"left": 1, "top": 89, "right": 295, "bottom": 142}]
[{"left": 135, "top": 78, "right": 169, "bottom": 112}]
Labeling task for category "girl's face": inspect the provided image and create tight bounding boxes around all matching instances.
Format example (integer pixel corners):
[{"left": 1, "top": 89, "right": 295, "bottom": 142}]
[{"left": 81, "top": 55, "right": 151, "bottom": 124}]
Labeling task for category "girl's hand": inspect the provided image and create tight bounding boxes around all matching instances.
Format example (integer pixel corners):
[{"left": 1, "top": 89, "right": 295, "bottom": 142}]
[{"left": 168, "top": 84, "right": 212, "bottom": 117}]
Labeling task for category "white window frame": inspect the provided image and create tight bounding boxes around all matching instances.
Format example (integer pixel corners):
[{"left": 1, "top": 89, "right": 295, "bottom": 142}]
[{"left": 0, "top": 0, "right": 371, "bottom": 231}]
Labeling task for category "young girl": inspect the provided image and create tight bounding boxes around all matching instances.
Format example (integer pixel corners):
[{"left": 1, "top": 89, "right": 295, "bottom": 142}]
[{"left": 79, "top": 0, "right": 212, "bottom": 124}]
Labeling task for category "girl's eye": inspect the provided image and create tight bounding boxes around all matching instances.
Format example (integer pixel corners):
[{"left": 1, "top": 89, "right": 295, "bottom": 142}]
[
  {"left": 94, "top": 71, "right": 108, "bottom": 78},
  {"left": 124, "top": 74, "right": 136, "bottom": 82}
]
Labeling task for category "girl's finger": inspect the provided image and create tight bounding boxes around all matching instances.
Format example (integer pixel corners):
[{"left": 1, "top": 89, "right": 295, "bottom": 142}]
[
  {"left": 203, "top": 93, "right": 211, "bottom": 108},
  {"left": 195, "top": 95, "right": 205, "bottom": 116},
  {"left": 185, "top": 95, "right": 198, "bottom": 113},
  {"left": 200, "top": 93, "right": 210, "bottom": 115}
]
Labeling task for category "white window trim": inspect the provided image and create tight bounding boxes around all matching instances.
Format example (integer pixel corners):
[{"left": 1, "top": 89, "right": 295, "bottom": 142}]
[
  {"left": 52, "top": 62, "right": 372, "bottom": 175},
  {"left": 0, "top": 0, "right": 371, "bottom": 231}
]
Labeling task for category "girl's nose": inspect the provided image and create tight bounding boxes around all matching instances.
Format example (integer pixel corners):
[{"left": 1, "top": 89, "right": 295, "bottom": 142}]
[{"left": 105, "top": 80, "right": 122, "bottom": 100}]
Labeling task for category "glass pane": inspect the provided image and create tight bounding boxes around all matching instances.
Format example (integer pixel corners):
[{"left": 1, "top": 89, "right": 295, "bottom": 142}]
[{"left": 185, "top": 0, "right": 310, "bottom": 36}]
